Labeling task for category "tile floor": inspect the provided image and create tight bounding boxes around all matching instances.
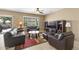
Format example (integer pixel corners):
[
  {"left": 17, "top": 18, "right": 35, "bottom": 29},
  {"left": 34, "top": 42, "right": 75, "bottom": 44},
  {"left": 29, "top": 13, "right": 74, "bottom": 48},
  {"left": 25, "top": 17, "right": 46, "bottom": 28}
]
[
  {"left": 7, "top": 40, "right": 79, "bottom": 50},
  {"left": 23, "top": 42, "right": 56, "bottom": 50}
]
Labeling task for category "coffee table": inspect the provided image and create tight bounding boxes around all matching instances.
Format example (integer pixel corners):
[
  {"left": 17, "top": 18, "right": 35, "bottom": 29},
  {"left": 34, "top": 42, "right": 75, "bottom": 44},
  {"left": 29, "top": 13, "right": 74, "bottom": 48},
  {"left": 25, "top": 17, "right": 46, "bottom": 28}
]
[{"left": 28, "top": 31, "right": 39, "bottom": 39}]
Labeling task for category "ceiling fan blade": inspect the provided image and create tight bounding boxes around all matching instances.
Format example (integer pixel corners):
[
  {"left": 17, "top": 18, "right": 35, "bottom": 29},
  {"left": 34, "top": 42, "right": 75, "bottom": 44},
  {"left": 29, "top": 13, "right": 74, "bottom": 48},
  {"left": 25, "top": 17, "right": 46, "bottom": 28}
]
[{"left": 39, "top": 11, "right": 43, "bottom": 14}]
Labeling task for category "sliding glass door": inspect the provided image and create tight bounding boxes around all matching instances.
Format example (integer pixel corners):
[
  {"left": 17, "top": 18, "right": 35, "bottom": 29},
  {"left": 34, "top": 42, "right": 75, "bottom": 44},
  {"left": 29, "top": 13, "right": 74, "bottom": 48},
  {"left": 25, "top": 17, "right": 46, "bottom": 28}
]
[{"left": 23, "top": 16, "right": 40, "bottom": 31}]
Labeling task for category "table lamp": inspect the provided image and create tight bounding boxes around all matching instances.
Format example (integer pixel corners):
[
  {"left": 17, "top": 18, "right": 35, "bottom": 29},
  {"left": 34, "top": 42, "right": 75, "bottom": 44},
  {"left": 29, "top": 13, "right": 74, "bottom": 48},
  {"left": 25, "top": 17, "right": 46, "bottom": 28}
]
[
  {"left": 65, "top": 22, "right": 71, "bottom": 32},
  {"left": 19, "top": 21, "right": 23, "bottom": 28}
]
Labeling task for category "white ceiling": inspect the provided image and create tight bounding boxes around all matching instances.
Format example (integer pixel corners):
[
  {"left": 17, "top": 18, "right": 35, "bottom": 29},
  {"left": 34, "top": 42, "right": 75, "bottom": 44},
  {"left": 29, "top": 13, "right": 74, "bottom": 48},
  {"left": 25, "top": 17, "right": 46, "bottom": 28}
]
[{"left": 0, "top": 8, "right": 63, "bottom": 15}]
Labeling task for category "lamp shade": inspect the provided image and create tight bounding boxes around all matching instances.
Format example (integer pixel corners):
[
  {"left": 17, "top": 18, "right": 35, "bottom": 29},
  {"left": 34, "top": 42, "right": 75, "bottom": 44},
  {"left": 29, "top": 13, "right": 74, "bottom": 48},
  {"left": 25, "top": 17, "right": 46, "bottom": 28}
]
[
  {"left": 65, "top": 22, "right": 71, "bottom": 27},
  {"left": 19, "top": 21, "right": 23, "bottom": 25}
]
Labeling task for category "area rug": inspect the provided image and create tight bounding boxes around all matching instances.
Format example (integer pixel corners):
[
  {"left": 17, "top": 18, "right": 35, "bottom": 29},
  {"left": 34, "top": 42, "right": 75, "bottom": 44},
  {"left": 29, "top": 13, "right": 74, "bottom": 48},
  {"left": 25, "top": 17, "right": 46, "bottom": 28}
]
[{"left": 15, "top": 38, "right": 40, "bottom": 50}]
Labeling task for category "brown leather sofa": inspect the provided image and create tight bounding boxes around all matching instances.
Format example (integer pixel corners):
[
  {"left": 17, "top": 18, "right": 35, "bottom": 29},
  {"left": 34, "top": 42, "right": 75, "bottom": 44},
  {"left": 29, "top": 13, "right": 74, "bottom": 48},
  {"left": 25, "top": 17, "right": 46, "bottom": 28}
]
[
  {"left": 43, "top": 31, "right": 74, "bottom": 50},
  {"left": 4, "top": 32, "right": 25, "bottom": 48}
]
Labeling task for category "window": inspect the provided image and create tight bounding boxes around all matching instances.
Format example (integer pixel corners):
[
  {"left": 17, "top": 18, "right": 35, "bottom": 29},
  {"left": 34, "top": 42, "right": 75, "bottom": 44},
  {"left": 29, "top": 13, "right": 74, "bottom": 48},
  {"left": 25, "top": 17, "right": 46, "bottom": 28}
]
[
  {"left": 0, "top": 16, "right": 12, "bottom": 29},
  {"left": 24, "top": 16, "right": 39, "bottom": 28}
]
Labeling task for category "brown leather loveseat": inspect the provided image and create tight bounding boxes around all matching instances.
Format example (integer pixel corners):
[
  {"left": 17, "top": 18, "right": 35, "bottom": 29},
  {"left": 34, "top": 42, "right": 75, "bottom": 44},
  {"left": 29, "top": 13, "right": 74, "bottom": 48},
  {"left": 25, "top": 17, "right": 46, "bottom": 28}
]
[{"left": 43, "top": 31, "right": 74, "bottom": 50}]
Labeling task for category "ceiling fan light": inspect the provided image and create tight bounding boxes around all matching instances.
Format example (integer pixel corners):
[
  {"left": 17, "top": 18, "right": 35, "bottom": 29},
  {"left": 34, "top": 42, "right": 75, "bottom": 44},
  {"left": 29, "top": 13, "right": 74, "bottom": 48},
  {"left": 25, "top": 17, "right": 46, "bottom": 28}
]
[
  {"left": 36, "top": 11, "right": 39, "bottom": 13},
  {"left": 35, "top": 8, "right": 43, "bottom": 14}
]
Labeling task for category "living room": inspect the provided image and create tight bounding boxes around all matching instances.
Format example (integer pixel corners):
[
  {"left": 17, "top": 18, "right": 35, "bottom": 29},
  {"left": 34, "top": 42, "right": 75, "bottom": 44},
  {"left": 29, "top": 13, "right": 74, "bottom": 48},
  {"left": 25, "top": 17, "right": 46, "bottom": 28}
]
[{"left": 0, "top": 8, "right": 79, "bottom": 50}]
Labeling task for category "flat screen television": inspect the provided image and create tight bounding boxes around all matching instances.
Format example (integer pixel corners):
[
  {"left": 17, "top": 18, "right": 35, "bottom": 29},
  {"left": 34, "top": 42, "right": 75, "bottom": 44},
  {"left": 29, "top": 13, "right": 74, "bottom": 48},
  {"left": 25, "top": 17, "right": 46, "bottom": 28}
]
[{"left": 47, "top": 21, "right": 57, "bottom": 28}]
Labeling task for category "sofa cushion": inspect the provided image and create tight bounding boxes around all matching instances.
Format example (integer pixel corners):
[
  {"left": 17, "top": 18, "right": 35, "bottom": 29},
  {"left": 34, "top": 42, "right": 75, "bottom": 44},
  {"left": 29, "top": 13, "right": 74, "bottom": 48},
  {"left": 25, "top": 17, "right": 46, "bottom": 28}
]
[
  {"left": 54, "top": 33, "right": 63, "bottom": 40},
  {"left": 10, "top": 28, "right": 17, "bottom": 35},
  {"left": 62, "top": 31, "right": 73, "bottom": 37}
]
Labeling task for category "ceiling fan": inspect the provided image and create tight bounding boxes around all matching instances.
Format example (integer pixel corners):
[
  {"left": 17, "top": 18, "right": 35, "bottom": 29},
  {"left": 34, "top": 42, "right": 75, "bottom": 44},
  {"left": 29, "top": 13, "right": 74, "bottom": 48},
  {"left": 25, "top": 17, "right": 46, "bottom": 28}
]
[{"left": 36, "top": 8, "right": 44, "bottom": 14}]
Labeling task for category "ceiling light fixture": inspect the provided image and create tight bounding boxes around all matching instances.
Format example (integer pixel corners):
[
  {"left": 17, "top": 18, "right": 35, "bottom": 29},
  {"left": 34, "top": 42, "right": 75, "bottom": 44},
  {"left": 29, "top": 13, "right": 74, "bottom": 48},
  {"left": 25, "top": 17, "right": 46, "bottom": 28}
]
[{"left": 36, "top": 8, "right": 44, "bottom": 14}]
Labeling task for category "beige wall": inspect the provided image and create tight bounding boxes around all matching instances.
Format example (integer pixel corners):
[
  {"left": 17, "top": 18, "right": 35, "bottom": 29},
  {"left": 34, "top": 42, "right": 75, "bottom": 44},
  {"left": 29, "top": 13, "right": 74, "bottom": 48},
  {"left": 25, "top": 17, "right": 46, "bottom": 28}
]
[
  {"left": 45, "top": 8, "right": 79, "bottom": 41},
  {"left": 0, "top": 10, "right": 45, "bottom": 32}
]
